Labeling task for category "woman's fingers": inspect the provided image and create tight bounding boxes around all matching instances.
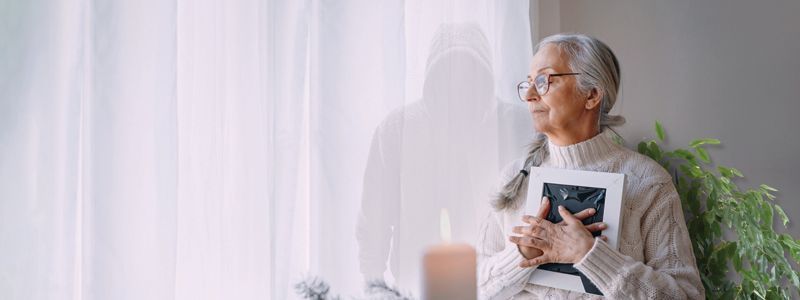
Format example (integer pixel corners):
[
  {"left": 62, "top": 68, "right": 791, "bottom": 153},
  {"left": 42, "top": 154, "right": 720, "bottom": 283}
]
[
  {"left": 521, "top": 254, "right": 551, "bottom": 268},
  {"left": 509, "top": 235, "right": 547, "bottom": 249},
  {"left": 571, "top": 207, "right": 596, "bottom": 220},
  {"left": 514, "top": 212, "right": 601, "bottom": 265},
  {"left": 513, "top": 225, "right": 548, "bottom": 238},
  {"left": 557, "top": 205, "right": 581, "bottom": 225},
  {"left": 584, "top": 222, "right": 607, "bottom": 232},
  {"left": 508, "top": 235, "right": 534, "bottom": 247},
  {"left": 521, "top": 215, "right": 541, "bottom": 225},
  {"left": 512, "top": 225, "right": 531, "bottom": 235},
  {"left": 536, "top": 196, "right": 551, "bottom": 219}
]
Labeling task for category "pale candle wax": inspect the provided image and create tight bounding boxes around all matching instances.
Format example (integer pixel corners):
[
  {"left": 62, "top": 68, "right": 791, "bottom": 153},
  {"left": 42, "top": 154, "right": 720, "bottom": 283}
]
[{"left": 421, "top": 209, "right": 477, "bottom": 300}]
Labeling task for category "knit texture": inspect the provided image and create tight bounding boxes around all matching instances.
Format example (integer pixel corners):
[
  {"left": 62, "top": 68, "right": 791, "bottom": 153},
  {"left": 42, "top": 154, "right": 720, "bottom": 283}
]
[{"left": 477, "top": 132, "right": 705, "bottom": 299}]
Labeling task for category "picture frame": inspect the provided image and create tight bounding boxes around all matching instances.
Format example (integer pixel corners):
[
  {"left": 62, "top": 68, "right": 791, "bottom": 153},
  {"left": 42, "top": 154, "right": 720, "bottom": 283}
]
[{"left": 522, "top": 167, "right": 625, "bottom": 295}]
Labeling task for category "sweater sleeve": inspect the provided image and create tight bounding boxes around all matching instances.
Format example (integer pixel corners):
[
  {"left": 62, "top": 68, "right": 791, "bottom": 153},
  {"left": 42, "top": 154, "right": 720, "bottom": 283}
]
[
  {"left": 573, "top": 182, "right": 705, "bottom": 299},
  {"left": 477, "top": 211, "right": 537, "bottom": 300}
]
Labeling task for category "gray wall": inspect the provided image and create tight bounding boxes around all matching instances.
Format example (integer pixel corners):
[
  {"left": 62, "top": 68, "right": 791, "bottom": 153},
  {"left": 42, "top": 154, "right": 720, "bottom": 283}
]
[{"left": 532, "top": 0, "right": 800, "bottom": 236}]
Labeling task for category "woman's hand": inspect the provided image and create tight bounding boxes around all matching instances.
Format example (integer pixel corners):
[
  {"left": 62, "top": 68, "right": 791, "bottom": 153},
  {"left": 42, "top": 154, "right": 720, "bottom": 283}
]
[
  {"left": 512, "top": 197, "right": 602, "bottom": 260},
  {"left": 514, "top": 196, "right": 546, "bottom": 259},
  {"left": 510, "top": 198, "right": 607, "bottom": 267}
]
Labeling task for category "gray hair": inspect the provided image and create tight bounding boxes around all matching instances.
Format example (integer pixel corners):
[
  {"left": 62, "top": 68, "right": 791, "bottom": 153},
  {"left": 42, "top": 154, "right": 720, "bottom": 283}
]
[{"left": 492, "top": 33, "right": 626, "bottom": 210}]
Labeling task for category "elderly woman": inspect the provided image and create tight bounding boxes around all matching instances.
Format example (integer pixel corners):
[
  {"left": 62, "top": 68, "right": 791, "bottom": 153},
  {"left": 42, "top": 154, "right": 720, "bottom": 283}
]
[{"left": 477, "top": 34, "right": 704, "bottom": 299}]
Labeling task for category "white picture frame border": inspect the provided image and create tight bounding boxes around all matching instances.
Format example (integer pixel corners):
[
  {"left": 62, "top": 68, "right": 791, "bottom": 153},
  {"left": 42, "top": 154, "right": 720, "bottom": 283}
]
[{"left": 523, "top": 167, "right": 625, "bottom": 294}]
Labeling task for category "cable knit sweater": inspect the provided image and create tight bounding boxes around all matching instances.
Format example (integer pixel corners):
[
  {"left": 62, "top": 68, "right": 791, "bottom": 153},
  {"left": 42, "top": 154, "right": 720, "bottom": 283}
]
[{"left": 477, "top": 132, "right": 705, "bottom": 299}]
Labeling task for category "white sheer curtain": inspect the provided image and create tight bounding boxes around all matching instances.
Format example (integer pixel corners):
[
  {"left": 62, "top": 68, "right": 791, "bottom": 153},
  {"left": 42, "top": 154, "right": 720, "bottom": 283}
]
[{"left": 0, "top": 0, "right": 532, "bottom": 299}]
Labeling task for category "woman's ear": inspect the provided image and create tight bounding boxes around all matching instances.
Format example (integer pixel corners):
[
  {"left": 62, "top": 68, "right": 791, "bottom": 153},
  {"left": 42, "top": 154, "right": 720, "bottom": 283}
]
[{"left": 585, "top": 88, "right": 603, "bottom": 110}]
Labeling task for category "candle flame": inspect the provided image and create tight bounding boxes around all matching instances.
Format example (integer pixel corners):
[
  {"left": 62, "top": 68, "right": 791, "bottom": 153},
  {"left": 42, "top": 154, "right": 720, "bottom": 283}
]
[{"left": 440, "top": 208, "right": 451, "bottom": 243}]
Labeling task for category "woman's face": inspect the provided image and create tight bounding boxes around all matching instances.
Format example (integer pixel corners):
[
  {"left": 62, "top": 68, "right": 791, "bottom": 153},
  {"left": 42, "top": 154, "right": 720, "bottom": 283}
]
[{"left": 526, "top": 44, "right": 598, "bottom": 140}]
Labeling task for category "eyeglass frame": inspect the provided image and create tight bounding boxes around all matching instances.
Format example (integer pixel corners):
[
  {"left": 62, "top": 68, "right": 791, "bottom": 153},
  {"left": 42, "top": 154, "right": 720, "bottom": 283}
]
[{"left": 517, "top": 72, "right": 582, "bottom": 102}]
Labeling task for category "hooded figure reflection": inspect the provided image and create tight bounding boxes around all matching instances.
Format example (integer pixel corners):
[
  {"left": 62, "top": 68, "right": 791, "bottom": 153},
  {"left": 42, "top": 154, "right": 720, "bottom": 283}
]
[{"left": 356, "top": 23, "right": 530, "bottom": 294}]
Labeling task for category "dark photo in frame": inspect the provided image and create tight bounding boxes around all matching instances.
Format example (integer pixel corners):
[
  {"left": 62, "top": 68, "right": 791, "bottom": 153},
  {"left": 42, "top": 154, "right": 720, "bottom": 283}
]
[
  {"left": 523, "top": 167, "right": 625, "bottom": 295},
  {"left": 537, "top": 182, "right": 607, "bottom": 296}
]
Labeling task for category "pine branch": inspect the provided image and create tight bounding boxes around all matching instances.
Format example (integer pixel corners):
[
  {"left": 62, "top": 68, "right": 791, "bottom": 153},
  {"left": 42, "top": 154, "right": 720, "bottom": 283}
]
[
  {"left": 364, "top": 279, "right": 413, "bottom": 300},
  {"left": 295, "top": 275, "right": 340, "bottom": 300}
]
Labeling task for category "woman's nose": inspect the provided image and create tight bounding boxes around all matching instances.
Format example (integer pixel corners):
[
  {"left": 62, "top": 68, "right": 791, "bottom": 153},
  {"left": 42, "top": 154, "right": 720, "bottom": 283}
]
[{"left": 525, "top": 88, "right": 540, "bottom": 102}]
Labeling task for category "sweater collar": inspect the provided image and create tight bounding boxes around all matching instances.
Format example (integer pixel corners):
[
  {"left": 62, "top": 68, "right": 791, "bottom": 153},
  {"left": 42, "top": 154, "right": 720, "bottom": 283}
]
[{"left": 544, "top": 131, "right": 620, "bottom": 169}]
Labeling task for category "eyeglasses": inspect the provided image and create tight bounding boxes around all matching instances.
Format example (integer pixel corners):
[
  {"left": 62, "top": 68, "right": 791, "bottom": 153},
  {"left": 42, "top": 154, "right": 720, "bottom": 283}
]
[{"left": 517, "top": 72, "right": 581, "bottom": 102}]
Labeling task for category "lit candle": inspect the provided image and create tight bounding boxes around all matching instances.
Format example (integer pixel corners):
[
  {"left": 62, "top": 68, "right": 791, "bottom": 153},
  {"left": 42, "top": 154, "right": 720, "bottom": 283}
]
[{"left": 421, "top": 209, "right": 477, "bottom": 300}]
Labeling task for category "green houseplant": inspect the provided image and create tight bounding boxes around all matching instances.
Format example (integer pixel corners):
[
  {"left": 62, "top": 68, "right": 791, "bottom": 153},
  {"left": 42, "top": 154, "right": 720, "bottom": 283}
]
[{"left": 636, "top": 122, "right": 800, "bottom": 299}]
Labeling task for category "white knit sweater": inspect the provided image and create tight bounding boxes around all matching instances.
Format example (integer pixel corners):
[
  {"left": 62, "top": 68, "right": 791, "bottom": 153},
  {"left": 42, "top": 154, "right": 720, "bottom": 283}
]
[{"left": 477, "top": 132, "right": 705, "bottom": 299}]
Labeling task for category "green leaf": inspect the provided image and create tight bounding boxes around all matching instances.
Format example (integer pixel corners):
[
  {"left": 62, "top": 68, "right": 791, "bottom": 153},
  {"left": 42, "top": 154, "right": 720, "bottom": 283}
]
[
  {"left": 712, "top": 242, "right": 736, "bottom": 263},
  {"left": 760, "top": 203, "right": 774, "bottom": 229},
  {"left": 648, "top": 141, "right": 662, "bottom": 161},
  {"left": 719, "top": 166, "right": 743, "bottom": 178},
  {"left": 679, "top": 165, "right": 694, "bottom": 178},
  {"left": 680, "top": 164, "right": 704, "bottom": 178},
  {"left": 789, "top": 272, "right": 800, "bottom": 291},
  {"left": 696, "top": 147, "right": 710, "bottom": 163},
  {"left": 780, "top": 234, "right": 800, "bottom": 251},
  {"left": 733, "top": 250, "right": 743, "bottom": 270},
  {"left": 703, "top": 211, "right": 717, "bottom": 224},
  {"left": 690, "top": 138, "right": 721, "bottom": 148},
  {"left": 753, "top": 285, "right": 766, "bottom": 300},
  {"left": 687, "top": 182, "right": 701, "bottom": 215},
  {"left": 637, "top": 141, "right": 648, "bottom": 156},
  {"left": 720, "top": 176, "right": 731, "bottom": 186},
  {"left": 760, "top": 184, "right": 778, "bottom": 192},
  {"left": 673, "top": 149, "right": 696, "bottom": 162},
  {"left": 655, "top": 121, "right": 665, "bottom": 141},
  {"left": 775, "top": 205, "right": 789, "bottom": 227}
]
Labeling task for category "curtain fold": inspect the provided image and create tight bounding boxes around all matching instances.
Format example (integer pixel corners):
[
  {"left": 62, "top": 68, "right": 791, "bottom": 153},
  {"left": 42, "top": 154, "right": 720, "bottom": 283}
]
[{"left": 0, "top": 0, "right": 531, "bottom": 299}]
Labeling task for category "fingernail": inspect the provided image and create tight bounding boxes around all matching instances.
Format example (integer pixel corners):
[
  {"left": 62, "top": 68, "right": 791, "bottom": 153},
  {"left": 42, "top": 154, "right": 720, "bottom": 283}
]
[
  {"left": 541, "top": 197, "right": 547, "bottom": 204},
  {"left": 558, "top": 205, "right": 565, "bottom": 210}
]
